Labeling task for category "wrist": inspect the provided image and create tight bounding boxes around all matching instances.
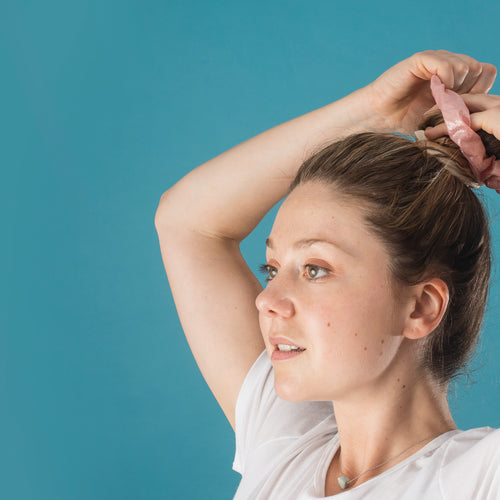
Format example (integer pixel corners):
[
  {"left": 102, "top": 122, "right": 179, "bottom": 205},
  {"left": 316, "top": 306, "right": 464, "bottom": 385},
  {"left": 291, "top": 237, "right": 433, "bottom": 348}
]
[{"left": 326, "top": 86, "right": 388, "bottom": 136}]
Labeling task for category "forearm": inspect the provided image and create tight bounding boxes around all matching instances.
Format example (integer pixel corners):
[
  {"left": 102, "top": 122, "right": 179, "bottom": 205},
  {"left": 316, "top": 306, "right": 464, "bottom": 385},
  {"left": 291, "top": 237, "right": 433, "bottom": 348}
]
[{"left": 155, "top": 87, "right": 372, "bottom": 242}]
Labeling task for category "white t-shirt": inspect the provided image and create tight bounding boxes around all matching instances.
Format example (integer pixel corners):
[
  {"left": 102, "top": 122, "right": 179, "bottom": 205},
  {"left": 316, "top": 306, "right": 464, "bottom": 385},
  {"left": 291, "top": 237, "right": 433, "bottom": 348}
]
[{"left": 232, "top": 349, "right": 500, "bottom": 499}]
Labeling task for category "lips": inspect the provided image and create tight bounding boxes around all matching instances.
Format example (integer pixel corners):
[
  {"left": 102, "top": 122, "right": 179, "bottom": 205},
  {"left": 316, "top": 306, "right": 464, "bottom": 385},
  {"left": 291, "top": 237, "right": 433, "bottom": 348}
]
[{"left": 269, "top": 336, "right": 306, "bottom": 350}]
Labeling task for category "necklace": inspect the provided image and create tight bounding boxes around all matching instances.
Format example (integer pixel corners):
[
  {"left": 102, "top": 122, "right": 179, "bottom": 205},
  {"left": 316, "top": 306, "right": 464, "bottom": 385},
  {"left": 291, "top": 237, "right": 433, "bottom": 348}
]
[{"left": 337, "top": 433, "right": 443, "bottom": 490}]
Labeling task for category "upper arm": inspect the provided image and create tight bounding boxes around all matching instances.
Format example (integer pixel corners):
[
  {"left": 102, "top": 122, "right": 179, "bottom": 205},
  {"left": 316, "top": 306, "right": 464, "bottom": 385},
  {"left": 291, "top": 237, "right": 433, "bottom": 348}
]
[{"left": 155, "top": 220, "right": 266, "bottom": 432}]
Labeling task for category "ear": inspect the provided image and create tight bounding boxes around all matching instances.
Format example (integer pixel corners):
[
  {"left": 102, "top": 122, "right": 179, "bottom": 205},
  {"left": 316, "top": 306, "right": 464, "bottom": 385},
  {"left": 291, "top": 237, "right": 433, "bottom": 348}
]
[{"left": 403, "top": 278, "right": 449, "bottom": 340}]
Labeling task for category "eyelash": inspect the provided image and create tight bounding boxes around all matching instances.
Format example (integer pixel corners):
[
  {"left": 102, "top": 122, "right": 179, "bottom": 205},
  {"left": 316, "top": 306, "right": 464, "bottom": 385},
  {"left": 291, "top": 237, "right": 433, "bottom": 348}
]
[
  {"left": 259, "top": 264, "right": 277, "bottom": 282},
  {"left": 259, "top": 264, "right": 330, "bottom": 282}
]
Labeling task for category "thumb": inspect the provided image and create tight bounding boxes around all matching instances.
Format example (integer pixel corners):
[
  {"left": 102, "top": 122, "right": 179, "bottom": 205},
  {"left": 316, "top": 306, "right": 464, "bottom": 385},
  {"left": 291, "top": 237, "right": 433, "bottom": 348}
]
[{"left": 470, "top": 108, "right": 500, "bottom": 140}]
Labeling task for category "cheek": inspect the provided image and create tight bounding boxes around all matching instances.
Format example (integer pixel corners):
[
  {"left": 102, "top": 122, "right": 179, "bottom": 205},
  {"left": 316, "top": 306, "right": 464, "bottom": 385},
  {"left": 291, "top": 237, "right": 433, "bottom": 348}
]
[
  {"left": 307, "top": 284, "right": 397, "bottom": 349},
  {"left": 305, "top": 295, "right": 357, "bottom": 357}
]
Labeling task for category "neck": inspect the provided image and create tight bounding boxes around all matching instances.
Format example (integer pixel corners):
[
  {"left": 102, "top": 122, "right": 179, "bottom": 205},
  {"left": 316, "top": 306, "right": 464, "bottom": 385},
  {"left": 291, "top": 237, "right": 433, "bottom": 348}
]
[{"left": 331, "top": 367, "right": 457, "bottom": 485}]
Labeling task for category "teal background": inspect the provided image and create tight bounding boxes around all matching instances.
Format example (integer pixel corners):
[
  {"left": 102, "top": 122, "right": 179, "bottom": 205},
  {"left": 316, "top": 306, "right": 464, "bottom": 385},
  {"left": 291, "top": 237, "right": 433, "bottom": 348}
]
[{"left": 3, "top": 1, "right": 500, "bottom": 498}]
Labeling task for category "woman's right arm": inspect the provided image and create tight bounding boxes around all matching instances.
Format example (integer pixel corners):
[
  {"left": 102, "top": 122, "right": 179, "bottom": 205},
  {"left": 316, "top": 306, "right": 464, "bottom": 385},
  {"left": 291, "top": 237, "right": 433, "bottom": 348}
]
[
  {"left": 154, "top": 50, "right": 495, "bottom": 432},
  {"left": 154, "top": 92, "right": 368, "bottom": 432}
]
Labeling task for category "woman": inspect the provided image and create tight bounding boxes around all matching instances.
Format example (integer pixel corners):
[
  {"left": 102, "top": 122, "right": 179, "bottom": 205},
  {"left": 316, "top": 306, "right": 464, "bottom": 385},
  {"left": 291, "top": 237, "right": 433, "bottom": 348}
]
[{"left": 155, "top": 50, "right": 500, "bottom": 498}]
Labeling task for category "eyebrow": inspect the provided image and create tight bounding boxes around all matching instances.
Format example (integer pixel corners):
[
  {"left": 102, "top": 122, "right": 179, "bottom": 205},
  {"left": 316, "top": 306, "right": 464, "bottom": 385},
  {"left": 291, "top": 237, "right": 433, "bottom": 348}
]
[{"left": 265, "top": 237, "right": 356, "bottom": 257}]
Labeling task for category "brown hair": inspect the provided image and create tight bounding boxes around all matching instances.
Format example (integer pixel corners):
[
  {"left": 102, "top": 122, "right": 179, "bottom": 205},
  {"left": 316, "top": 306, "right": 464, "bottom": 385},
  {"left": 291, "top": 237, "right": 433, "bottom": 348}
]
[{"left": 290, "top": 112, "right": 500, "bottom": 385}]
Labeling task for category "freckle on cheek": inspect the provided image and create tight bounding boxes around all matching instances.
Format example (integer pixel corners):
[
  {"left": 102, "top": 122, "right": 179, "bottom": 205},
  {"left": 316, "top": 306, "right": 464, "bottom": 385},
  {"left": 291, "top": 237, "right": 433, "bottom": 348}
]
[
  {"left": 381, "top": 339, "right": 384, "bottom": 344},
  {"left": 354, "top": 332, "right": 358, "bottom": 337},
  {"left": 327, "top": 322, "right": 331, "bottom": 327},
  {"left": 364, "top": 347, "right": 367, "bottom": 351}
]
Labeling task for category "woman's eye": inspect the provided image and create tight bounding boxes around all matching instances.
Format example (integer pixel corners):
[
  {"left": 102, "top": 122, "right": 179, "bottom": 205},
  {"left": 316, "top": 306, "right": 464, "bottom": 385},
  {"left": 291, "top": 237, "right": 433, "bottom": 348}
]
[
  {"left": 304, "top": 264, "right": 329, "bottom": 279},
  {"left": 259, "top": 264, "right": 278, "bottom": 281},
  {"left": 259, "top": 263, "right": 329, "bottom": 281}
]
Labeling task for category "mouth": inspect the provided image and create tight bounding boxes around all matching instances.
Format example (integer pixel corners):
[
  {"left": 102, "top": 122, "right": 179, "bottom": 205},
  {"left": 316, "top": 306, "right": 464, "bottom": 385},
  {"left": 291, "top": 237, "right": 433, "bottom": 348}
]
[{"left": 269, "top": 336, "right": 306, "bottom": 354}]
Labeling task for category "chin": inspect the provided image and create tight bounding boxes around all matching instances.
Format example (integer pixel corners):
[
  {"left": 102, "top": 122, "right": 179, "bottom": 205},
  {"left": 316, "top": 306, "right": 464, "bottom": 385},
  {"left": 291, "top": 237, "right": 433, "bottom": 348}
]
[{"left": 274, "top": 379, "right": 307, "bottom": 402}]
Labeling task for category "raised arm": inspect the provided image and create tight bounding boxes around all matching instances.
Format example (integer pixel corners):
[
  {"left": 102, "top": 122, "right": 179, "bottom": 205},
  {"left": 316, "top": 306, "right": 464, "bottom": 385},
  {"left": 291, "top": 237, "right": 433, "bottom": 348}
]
[{"left": 154, "top": 50, "right": 495, "bottom": 431}]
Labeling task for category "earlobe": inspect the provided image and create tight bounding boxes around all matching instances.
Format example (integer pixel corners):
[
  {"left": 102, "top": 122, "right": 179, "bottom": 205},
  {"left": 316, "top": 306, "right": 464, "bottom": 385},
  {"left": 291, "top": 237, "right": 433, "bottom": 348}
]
[{"left": 404, "top": 279, "right": 449, "bottom": 340}]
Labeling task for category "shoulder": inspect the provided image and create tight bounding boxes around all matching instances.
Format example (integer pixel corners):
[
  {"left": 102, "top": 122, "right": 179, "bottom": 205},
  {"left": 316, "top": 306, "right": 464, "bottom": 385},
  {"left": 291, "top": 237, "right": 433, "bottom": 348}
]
[
  {"left": 440, "top": 427, "right": 500, "bottom": 466},
  {"left": 442, "top": 427, "right": 500, "bottom": 457},
  {"left": 439, "top": 427, "right": 500, "bottom": 499}
]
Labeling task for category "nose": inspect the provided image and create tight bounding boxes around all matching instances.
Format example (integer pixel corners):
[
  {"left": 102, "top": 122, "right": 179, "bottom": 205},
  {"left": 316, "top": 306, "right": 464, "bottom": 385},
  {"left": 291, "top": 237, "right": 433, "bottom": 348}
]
[{"left": 255, "top": 283, "right": 295, "bottom": 318}]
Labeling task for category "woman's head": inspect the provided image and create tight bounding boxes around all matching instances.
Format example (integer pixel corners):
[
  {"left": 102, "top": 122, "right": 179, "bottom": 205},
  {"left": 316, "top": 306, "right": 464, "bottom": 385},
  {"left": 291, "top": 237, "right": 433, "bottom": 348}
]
[
  {"left": 284, "top": 113, "right": 498, "bottom": 387},
  {"left": 256, "top": 181, "right": 424, "bottom": 402}
]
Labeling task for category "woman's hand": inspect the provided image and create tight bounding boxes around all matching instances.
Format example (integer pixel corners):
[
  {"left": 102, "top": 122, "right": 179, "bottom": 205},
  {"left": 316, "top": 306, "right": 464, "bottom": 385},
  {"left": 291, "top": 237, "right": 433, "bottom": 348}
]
[
  {"left": 356, "top": 50, "right": 497, "bottom": 135},
  {"left": 425, "top": 93, "right": 500, "bottom": 141}
]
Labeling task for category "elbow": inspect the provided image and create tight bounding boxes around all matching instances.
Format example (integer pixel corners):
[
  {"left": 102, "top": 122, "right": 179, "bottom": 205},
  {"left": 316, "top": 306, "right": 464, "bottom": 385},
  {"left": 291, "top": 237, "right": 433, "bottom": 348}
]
[{"left": 154, "top": 190, "right": 173, "bottom": 233}]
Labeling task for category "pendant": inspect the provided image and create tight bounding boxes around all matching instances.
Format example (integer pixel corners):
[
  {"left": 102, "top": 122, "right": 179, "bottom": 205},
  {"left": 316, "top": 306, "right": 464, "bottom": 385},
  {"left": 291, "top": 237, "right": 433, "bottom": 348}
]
[{"left": 338, "top": 476, "right": 350, "bottom": 489}]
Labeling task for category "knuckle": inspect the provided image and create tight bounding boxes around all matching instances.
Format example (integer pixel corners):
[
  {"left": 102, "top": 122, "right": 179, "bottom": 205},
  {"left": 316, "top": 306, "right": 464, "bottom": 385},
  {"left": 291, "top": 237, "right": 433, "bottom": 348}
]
[
  {"left": 468, "top": 61, "right": 482, "bottom": 76},
  {"left": 456, "top": 62, "right": 469, "bottom": 75},
  {"left": 415, "top": 49, "right": 435, "bottom": 59},
  {"left": 487, "top": 64, "right": 498, "bottom": 78}
]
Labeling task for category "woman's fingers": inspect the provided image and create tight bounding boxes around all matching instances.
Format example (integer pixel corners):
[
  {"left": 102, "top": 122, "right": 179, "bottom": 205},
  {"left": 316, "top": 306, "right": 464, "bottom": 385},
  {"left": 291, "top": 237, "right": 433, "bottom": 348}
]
[
  {"left": 424, "top": 94, "right": 500, "bottom": 140},
  {"left": 469, "top": 108, "right": 500, "bottom": 139},
  {"left": 361, "top": 50, "right": 496, "bottom": 134},
  {"left": 413, "top": 50, "right": 475, "bottom": 90},
  {"left": 461, "top": 93, "right": 500, "bottom": 112},
  {"left": 442, "top": 52, "right": 483, "bottom": 92},
  {"left": 424, "top": 123, "right": 448, "bottom": 140},
  {"left": 412, "top": 50, "right": 496, "bottom": 94},
  {"left": 467, "top": 63, "right": 497, "bottom": 94},
  {"left": 441, "top": 53, "right": 495, "bottom": 93}
]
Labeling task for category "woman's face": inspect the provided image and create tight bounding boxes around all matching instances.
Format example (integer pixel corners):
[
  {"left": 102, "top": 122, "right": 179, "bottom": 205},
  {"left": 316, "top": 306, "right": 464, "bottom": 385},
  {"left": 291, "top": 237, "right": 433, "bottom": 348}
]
[{"left": 255, "top": 181, "right": 412, "bottom": 403}]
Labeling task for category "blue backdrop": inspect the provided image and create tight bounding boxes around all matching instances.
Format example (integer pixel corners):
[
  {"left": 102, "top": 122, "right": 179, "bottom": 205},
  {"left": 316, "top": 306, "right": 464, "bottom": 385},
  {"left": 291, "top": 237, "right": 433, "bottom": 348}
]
[{"left": 3, "top": 1, "right": 500, "bottom": 499}]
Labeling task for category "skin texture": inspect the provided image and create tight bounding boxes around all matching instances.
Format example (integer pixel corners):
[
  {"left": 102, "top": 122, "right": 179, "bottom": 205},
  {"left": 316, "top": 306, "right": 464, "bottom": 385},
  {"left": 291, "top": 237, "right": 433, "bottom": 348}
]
[
  {"left": 257, "top": 184, "right": 408, "bottom": 402},
  {"left": 256, "top": 181, "right": 457, "bottom": 494},
  {"left": 156, "top": 51, "right": 496, "bottom": 432}
]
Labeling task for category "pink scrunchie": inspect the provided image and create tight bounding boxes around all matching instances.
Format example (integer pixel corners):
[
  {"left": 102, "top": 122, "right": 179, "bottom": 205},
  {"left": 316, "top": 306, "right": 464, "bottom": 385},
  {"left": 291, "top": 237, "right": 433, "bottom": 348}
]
[{"left": 430, "top": 75, "right": 500, "bottom": 194}]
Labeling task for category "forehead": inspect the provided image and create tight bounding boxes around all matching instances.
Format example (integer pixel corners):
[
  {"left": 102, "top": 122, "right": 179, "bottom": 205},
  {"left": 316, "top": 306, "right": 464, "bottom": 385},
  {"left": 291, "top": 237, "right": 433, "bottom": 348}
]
[
  {"left": 269, "top": 182, "right": 376, "bottom": 251},
  {"left": 271, "top": 181, "right": 372, "bottom": 239}
]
